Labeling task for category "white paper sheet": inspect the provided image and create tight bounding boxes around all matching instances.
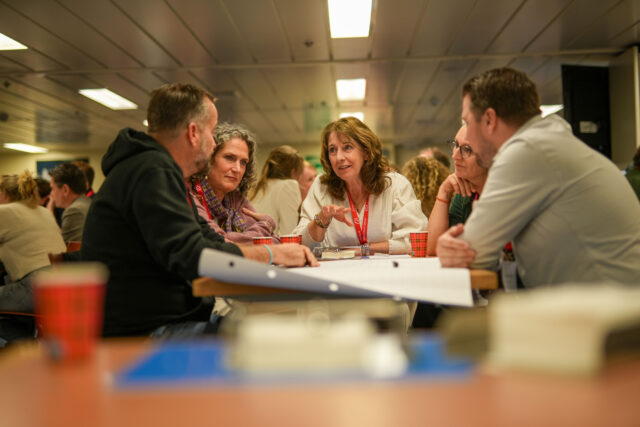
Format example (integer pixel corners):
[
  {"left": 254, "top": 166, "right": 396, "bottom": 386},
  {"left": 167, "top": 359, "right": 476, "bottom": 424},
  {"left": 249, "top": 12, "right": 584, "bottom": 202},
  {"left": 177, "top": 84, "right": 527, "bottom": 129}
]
[
  {"left": 198, "top": 250, "right": 473, "bottom": 306},
  {"left": 291, "top": 255, "right": 473, "bottom": 306}
]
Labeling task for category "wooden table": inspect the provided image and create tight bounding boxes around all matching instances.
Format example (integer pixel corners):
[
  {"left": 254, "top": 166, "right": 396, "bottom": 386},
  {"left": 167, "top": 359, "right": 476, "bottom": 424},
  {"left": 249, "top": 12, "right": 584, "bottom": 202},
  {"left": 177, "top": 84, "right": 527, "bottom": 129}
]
[
  {"left": 193, "top": 269, "right": 498, "bottom": 297},
  {"left": 1, "top": 339, "right": 638, "bottom": 427}
]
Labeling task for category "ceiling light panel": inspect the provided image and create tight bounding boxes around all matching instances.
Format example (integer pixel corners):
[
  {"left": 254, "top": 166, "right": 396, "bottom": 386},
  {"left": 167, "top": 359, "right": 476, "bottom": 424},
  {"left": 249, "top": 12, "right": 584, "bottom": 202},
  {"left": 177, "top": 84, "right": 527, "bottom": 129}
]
[
  {"left": 3, "top": 143, "right": 48, "bottom": 153},
  {"left": 328, "top": 0, "right": 372, "bottom": 38},
  {"left": 339, "top": 112, "right": 365, "bottom": 121},
  {"left": 0, "top": 33, "right": 28, "bottom": 50},
  {"left": 336, "top": 78, "right": 367, "bottom": 101},
  {"left": 79, "top": 89, "right": 138, "bottom": 110},
  {"left": 540, "top": 104, "right": 564, "bottom": 118}
]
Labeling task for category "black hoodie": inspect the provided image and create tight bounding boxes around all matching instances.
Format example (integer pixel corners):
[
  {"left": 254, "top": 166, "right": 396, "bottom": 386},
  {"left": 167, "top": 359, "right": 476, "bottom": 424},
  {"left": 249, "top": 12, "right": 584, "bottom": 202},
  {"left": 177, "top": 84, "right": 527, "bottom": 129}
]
[{"left": 82, "top": 128, "right": 242, "bottom": 337}]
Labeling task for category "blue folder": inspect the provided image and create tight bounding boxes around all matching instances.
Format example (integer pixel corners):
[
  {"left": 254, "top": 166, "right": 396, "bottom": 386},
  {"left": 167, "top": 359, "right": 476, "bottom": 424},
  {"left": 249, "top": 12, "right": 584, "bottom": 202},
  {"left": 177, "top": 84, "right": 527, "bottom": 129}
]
[{"left": 115, "top": 334, "right": 473, "bottom": 389}]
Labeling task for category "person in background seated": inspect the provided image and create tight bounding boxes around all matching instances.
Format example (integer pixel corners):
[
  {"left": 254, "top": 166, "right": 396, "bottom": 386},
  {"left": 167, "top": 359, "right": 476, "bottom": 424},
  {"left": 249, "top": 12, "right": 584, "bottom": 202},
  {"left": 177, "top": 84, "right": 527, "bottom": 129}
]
[
  {"left": 49, "top": 163, "right": 92, "bottom": 244},
  {"left": 419, "top": 146, "right": 451, "bottom": 169},
  {"left": 625, "top": 145, "right": 640, "bottom": 201},
  {"left": 293, "top": 117, "right": 428, "bottom": 255},
  {"left": 401, "top": 156, "right": 451, "bottom": 217},
  {"left": 250, "top": 145, "right": 304, "bottom": 235},
  {"left": 438, "top": 67, "right": 640, "bottom": 286},
  {"left": 72, "top": 160, "right": 96, "bottom": 198},
  {"left": 0, "top": 172, "right": 66, "bottom": 313},
  {"left": 426, "top": 126, "right": 488, "bottom": 256},
  {"left": 34, "top": 177, "right": 51, "bottom": 207},
  {"left": 190, "top": 122, "right": 279, "bottom": 244},
  {"left": 81, "top": 83, "right": 316, "bottom": 337},
  {"left": 297, "top": 160, "right": 317, "bottom": 202}
]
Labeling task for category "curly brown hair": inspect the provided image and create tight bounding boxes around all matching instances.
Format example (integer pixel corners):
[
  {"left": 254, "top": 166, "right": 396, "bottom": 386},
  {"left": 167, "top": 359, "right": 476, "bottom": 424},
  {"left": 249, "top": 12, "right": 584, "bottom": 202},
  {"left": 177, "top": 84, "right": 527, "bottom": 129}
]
[
  {"left": 212, "top": 122, "right": 258, "bottom": 196},
  {"left": 402, "top": 156, "right": 451, "bottom": 216},
  {"left": 319, "top": 117, "right": 390, "bottom": 200}
]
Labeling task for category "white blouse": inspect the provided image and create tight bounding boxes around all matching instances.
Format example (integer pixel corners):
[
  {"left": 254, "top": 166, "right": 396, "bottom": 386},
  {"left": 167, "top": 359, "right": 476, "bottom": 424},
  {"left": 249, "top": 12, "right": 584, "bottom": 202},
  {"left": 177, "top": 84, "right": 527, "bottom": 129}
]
[
  {"left": 293, "top": 172, "right": 428, "bottom": 253},
  {"left": 250, "top": 178, "right": 301, "bottom": 236},
  {"left": 0, "top": 201, "right": 66, "bottom": 282}
]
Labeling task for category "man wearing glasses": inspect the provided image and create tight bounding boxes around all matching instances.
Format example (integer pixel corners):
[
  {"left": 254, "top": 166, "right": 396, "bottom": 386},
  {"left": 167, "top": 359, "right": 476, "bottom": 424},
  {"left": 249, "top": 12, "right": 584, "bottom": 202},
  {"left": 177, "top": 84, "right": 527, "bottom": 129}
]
[{"left": 437, "top": 67, "right": 640, "bottom": 287}]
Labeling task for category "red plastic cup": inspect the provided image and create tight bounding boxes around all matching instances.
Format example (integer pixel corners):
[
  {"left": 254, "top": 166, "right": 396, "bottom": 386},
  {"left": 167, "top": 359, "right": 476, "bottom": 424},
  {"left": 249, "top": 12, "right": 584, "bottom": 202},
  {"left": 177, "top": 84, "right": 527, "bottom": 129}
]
[
  {"left": 280, "top": 234, "right": 302, "bottom": 244},
  {"left": 253, "top": 236, "right": 273, "bottom": 245},
  {"left": 410, "top": 232, "right": 429, "bottom": 257},
  {"left": 33, "top": 263, "right": 108, "bottom": 362}
]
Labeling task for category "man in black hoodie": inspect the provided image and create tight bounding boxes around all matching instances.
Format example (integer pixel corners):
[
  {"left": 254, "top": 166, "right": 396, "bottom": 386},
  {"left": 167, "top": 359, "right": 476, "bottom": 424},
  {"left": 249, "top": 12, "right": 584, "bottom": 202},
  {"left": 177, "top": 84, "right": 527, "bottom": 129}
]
[{"left": 82, "top": 83, "right": 316, "bottom": 337}]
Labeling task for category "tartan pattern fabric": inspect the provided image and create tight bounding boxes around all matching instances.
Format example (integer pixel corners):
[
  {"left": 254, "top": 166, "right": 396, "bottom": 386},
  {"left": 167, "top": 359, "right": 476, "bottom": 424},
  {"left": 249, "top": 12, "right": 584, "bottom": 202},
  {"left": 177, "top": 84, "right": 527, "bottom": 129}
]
[
  {"left": 196, "top": 179, "right": 247, "bottom": 233},
  {"left": 253, "top": 237, "right": 272, "bottom": 245},
  {"left": 280, "top": 235, "right": 302, "bottom": 244},
  {"left": 34, "top": 284, "right": 104, "bottom": 360},
  {"left": 410, "top": 232, "right": 428, "bottom": 257}
]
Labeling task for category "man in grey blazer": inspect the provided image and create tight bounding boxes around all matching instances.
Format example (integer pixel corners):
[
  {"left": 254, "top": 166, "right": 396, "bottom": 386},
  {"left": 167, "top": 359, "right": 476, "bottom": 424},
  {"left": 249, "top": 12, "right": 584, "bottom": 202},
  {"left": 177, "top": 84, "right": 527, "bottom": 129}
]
[{"left": 49, "top": 162, "right": 92, "bottom": 244}]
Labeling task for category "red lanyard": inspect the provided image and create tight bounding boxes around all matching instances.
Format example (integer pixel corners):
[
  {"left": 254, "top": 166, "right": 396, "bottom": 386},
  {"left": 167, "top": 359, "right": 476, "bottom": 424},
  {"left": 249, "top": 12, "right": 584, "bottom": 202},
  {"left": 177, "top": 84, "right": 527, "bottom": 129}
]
[
  {"left": 193, "top": 181, "right": 213, "bottom": 220},
  {"left": 346, "top": 191, "right": 369, "bottom": 245}
]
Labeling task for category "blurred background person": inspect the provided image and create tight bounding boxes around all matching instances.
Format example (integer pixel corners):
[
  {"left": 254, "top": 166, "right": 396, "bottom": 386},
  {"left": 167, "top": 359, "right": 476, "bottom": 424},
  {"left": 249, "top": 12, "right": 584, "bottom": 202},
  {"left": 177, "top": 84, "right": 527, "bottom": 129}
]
[
  {"left": 189, "top": 123, "right": 279, "bottom": 244},
  {"left": 626, "top": 145, "right": 640, "bottom": 201},
  {"left": 402, "top": 156, "right": 451, "bottom": 217},
  {"left": 250, "top": 145, "right": 304, "bottom": 235},
  {"left": 48, "top": 162, "right": 91, "bottom": 244},
  {"left": 294, "top": 117, "right": 427, "bottom": 255},
  {"left": 418, "top": 146, "right": 451, "bottom": 169},
  {"left": 72, "top": 160, "right": 96, "bottom": 198},
  {"left": 0, "top": 171, "right": 66, "bottom": 314},
  {"left": 34, "top": 177, "right": 51, "bottom": 207},
  {"left": 427, "top": 126, "right": 488, "bottom": 255},
  {"left": 297, "top": 160, "right": 317, "bottom": 202}
]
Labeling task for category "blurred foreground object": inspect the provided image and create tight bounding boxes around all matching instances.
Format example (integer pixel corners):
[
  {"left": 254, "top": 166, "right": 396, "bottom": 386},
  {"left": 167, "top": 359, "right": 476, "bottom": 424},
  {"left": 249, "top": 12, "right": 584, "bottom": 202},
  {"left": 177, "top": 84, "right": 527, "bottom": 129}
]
[
  {"left": 33, "top": 263, "right": 108, "bottom": 362},
  {"left": 225, "top": 299, "right": 409, "bottom": 378},
  {"left": 488, "top": 284, "right": 640, "bottom": 376}
]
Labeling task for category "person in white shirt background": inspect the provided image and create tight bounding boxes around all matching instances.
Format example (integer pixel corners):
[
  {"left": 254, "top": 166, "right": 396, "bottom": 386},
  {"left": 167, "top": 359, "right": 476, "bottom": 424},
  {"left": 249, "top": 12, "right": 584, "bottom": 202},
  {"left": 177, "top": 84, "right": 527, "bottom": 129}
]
[
  {"left": 250, "top": 145, "right": 304, "bottom": 236},
  {"left": 297, "top": 160, "right": 317, "bottom": 202}
]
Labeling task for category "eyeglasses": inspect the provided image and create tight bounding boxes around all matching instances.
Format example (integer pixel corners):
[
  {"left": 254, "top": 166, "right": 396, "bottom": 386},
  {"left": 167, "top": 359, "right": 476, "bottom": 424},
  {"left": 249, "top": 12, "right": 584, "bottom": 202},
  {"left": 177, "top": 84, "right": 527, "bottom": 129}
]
[{"left": 447, "top": 139, "right": 473, "bottom": 159}]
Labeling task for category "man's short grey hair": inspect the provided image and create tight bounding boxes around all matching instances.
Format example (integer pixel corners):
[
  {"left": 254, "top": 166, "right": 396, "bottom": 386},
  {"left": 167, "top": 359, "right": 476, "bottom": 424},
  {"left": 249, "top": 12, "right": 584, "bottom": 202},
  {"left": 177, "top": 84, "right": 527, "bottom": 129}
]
[{"left": 147, "top": 83, "right": 214, "bottom": 136}]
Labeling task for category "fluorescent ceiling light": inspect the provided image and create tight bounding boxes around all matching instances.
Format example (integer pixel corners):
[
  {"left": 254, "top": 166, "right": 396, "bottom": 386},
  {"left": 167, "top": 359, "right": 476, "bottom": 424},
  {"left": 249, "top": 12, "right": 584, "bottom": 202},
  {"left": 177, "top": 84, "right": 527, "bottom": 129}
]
[
  {"left": 79, "top": 88, "right": 138, "bottom": 110},
  {"left": 328, "top": 0, "right": 372, "bottom": 38},
  {"left": 540, "top": 104, "right": 564, "bottom": 118},
  {"left": 336, "top": 78, "right": 366, "bottom": 101},
  {"left": 340, "top": 112, "right": 364, "bottom": 121},
  {"left": 3, "top": 143, "right": 48, "bottom": 153},
  {"left": 0, "top": 33, "right": 27, "bottom": 50}
]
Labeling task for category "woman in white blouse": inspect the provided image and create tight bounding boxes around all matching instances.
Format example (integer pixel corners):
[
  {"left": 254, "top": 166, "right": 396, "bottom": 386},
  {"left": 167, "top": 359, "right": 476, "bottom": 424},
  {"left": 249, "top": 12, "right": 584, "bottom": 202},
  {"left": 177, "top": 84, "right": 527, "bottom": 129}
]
[
  {"left": 293, "top": 117, "right": 427, "bottom": 254},
  {"left": 250, "top": 145, "right": 304, "bottom": 235},
  {"left": 0, "top": 172, "right": 66, "bottom": 313}
]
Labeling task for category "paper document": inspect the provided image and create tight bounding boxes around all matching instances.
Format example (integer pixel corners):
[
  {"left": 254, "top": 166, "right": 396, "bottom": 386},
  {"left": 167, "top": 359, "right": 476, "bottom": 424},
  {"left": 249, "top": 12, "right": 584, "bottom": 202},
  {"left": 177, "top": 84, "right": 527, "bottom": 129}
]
[{"left": 198, "top": 250, "right": 472, "bottom": 306}]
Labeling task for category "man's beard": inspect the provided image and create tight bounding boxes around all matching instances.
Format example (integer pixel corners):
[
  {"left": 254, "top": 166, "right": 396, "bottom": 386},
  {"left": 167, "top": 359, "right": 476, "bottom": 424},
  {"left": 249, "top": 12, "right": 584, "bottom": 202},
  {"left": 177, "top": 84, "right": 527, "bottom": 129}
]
[
  {"left": 192, "top": 137, "right": 213, "bottom": 178},
  {"left": 193, "top": 156, "right": 211, "bottom": 178},
  {"left": 474, "top": 139, "right": 497, "bottom": 169}
]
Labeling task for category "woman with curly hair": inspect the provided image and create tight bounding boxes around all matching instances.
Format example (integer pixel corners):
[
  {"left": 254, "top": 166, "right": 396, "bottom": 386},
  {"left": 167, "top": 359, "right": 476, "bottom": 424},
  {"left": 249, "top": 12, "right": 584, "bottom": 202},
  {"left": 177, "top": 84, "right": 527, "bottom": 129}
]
[
  {"left": 293, "top": 117, "right": 427, "bottom": 255},
  {"left": 426, "top": 125, "right": 488, "bottom": 255},
  {"left": 402, "top": 156, "right": 451, "bottom": 217},
  {"left": 0, "top": 171, "right": 66, "bottom": 312},
  {"left": 189, "top": 123, "right": 280, "bottom": 244}
]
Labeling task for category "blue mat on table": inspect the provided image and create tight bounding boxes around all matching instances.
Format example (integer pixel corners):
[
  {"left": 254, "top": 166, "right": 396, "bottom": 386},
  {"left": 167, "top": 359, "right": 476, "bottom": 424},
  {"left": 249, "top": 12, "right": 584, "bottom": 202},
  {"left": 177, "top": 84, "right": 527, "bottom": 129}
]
[{"left": 115, "top": 334, "right": 473, "bottom": 389}]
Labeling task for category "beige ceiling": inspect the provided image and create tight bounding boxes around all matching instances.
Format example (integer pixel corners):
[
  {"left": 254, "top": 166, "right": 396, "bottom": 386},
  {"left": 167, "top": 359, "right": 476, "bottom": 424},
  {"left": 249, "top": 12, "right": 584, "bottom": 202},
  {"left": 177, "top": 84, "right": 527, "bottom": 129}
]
[{"left": 0, "top": 0, "right": 638, "bottom": 154}]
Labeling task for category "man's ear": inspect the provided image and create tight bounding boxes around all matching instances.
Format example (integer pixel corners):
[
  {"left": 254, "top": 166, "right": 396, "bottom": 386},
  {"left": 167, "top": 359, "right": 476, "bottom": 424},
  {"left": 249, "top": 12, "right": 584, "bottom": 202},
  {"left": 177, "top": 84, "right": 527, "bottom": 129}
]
[
  {"left": 484, "top": 108, "right": 498, "bottom": 133},
  {"left": 186, "top": 122, "right": 200, "bottom": 147},
  {"left": 62, "top": 183, "right": 71, "bottom": 197}
]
